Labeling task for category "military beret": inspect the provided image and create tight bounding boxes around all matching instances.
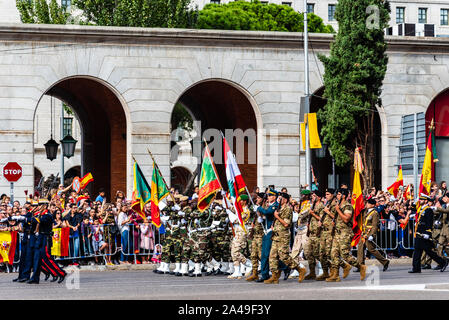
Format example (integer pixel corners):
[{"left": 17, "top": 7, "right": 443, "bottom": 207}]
[
  {"left": 267, "top": 189, "right": 278, "bottom": 196},
  {"left": 256, "top": 192, "right": 265, "bottom": 199},
  {"left": 279, "top": 192, "right": 290, "bottom": 201},
  {"left": 367, "top": 198, "right": 377, "bottom": 205},
  {"left": 338, "top": 188, "right": 349, "bottom": 197},
  {"left": 237, "top": 194, "right": 249, "bottom": 202},
  {"left": 180, "top": 196, "right": 189, "bottom": 201},
  {"left": 326, "top": 188, "right": 336, "bottom": 195},
  {"left": 214, "top": 199, "right": 222, "bottom": 205},
  {"left": 314, "top": 190, "right": 324, "bottom": 198},
  {"left": 301, "top": 189, "right": 311, "bottom": 195},
  {"left": 174, "top": 194, "right": 182, "bottom": 199}
]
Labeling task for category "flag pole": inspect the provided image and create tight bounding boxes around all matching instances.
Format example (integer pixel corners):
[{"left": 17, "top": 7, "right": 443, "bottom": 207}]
[{"left": 146, "top": 147, "right": 177, "bottom": 204}]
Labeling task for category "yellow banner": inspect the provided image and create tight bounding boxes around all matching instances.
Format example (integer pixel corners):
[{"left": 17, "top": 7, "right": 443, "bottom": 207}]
[
  {"left": 300, "top": 122, "right": 306, "bottom": 150},
  {"left": 308, "top": 113, "right": 322, "bottom": 149}
]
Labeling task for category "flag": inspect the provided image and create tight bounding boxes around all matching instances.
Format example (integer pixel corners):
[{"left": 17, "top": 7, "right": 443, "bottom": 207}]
[
  {"left": 150, "top": 163, "right": 170, "bottom": 228},
  {"left": 387, "top": 166, "right": 403, "bottom": 198},
  {"left": 198, "top": 143, "right": 222, "bottom": 212},
  {"left": 131, "top": 161, "right": 152, "bottom": 220},
  {"left": 351, "top": 147, "right": 364, "bottom": 247},
  {"left": 51, "top": 227, "right": 70, "bottom": 256},
  {"left": 80, "top": 173, "right": 94, "bottom": 190},
  {"left": 308, "top": 113, "right": 322, "bottom": 149},
  {"left": 223, "top": 135, "right": 247, "bottom": 232},
  {"left": 419, "top": 122, "right": 434, "bottom": 196},
  {"left": 0, "top": 231, "right": 17, "bottom": 264},
  {"left": 404, "top": 184, "right": 412, "bottom": 201}
]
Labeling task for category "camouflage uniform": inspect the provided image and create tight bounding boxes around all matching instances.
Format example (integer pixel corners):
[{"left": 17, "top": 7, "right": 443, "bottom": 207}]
[
  {"left": 249, "top": 209, "right": 264, "bottom": 274},
  {"left": 170, "top": 209, "right": 184, "bottom": 263},
  {"left": 291, "top": 200, "right": 311, "bottom": 263},
  {"left": 183, "top": 209, "right": 200, "bottom": 263},
  {"left": 194, "top": 209, "right": 212, "bottom": 264},
  {"left": 230, "top": 207, "right": 251, "bottom": 266},
  {"left": 319, "top": 199, "right": 336, "bottom": 270},
  {"left": 305, "top": 201, "right": 324, "bottom": 271},
  {"left": 435, "top": 206, "right": 449, "bottom": 257},
  {"left": 210, "top": 207, "right": 230, "bottom": 263},
  {"left": 269, "top": 204, "right": 299, "bottom": 272},
  {"left": 179, "top": 206, "right": 192, "bottom": 264},
  {"left": 330, "top": 200, "right": 361, "bottom": 270},
  {"left": 161, "top": 208, "right": 175, "bottom": 264}
]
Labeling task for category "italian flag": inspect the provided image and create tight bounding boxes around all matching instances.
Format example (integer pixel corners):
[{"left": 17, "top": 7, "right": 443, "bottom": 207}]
[
  {"left": 223, "top": 136, "right": 247, "bottom": 232},
  {"left": 351, "top": 148, "right": 365, "bottom": 247},
  {"left": 387, "top": 166, "right": 403, "bottom": 198},
  {"left": 0, "top": 231, "right": 17, "bottom": 264},
  {"left": 51, "top": 227, "right": 70, "bottom": 257},
  {"left": 198, "top": 143, "right": 222, "bottom": 212}
]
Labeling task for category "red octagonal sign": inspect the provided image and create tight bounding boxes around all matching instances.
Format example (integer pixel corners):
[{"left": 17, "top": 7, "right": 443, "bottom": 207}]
[{"left": 3, "top": 162, "right": 22, "bottom": 182}]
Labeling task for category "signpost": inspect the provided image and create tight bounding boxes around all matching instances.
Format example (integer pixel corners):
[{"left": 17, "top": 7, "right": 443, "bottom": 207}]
[{"left": 3, "top": 162, "right": 23, "bottom": 204}]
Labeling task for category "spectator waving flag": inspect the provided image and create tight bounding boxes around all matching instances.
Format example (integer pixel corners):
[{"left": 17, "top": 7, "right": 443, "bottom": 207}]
[
  {"left": 198, "top": 141, "right": 222, "bottom": 212},
  {"left": 387, "top": 166, "right": 403, "bottom": 198},
  {"left": 131, "top": 161, "right": 152, "bottom": 220},
  {"left": 223, "top": 134, "right": 247, "bottom": 233},
  {"left": 351, "top": 147, "right": 364, "bottom": 247},
  {"left": 150, "top": 162, "right": 170, "bottom": 228},
  {"left": 0, "top": 231, "right": 17, "bottom": 264},
  {"left": 80, "top": 172, "right": 94, "bottom": 190}
]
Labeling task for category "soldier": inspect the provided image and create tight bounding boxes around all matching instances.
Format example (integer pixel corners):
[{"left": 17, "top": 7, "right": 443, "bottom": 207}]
[
  {"left": 357, "top": 198, "right": 390, "bottom": 271},
  {"left": 317, "top": 189, "right": 336, "bottom": 281},
  {"left": 409, "top": 194, "right": 448, "bottom": 273},
  {"left": 179, "top": 202, "right": 194, "bottom": 276},
  {"left": 228, "top": 194, "right": 252, "bottom": 279},
  {"left": 154, "top": 205, "right": 175, "bottom": 274},
  {"left": 326, "top": 188, "right": 366, "bottom": 282},
  {"left": 290, "top": 190, "right": 312, "bottom": 274},
  {"left": 170, "top": 196, "right": 189, "bottom": 275},
  {"left": 209, "top": 201, "right": 228, "bottom": 275},
  {"left": 189, "top": 208, "right": 204, "bottom": 277},
  {"left": 434, "top": 193, "right": 449, "bottom": 264},
  {"left": 246, "top": 193, "right": 265, "bottom": 281},
  {"left": 303, "top": 190, "right": 325, "bottom": 280},
  {"left": 265, "top": 192, "right": 306, "bottom": 284}
]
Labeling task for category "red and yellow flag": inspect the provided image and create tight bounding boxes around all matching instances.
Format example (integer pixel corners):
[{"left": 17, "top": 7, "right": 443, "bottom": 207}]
[
  {"left": 150, "top": 163, "right": 170, "bottom": 228},
  {"left": 51, "top": 227, "right": 70, "bottom": 257},
  {"left": 404, "top": 184, "right": 413, "bottom": 201},
  {"left": 387, "top": 166, "right": 403, "bottom": 198},
  {"left": 80, "top": 173, "right": 94, "bottom": 190},
  {"left": 0, "top": 231, "right": 17, "bottom": 264},
  {"left": 351, "top": 148, "right": 364, "bottom": 247},
  {"left": 419, "top": 126, "right": 434, "bottom": 196}
]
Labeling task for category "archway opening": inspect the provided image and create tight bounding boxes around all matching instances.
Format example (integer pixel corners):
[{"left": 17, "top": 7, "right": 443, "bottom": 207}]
[
  {"left": 172, "top": 80, "right": 258, "bottom": 193},
  {"left": 34, "top": 77, "right": 127, "bottom": 199},
  {"left": 310, "top": 87, "right": 382, "bottom": 190},
  {"left": 426, "top": 89, "right": 449, "bottom": 182}
]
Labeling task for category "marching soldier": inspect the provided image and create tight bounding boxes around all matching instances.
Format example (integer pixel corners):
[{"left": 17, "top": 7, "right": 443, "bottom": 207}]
[
  {"left": 264, "top": 192, "right": 306, "bottom": 284},
  {"left": 290, "top": 190, "right": 311, "bottom": 272},
  {"left": 170, "top": 196, "right": 189, "bottom": 276},
  {"left": 246, "top": 193, "right": 265, "bottom": 281},
  {"left": 326, "top": 189, "right": 366, "bottom": 282},
  {"left": 409, "top": 194, "right": 448, "bottom": 273},
  {"left": 303, "top": 190, "right": 325, "bottom": 280},
  {"left": 357, "top": 198, "right": 390, "bottom": 271},
  {"left": 209, "top": 201, "right": 228, "bottom": 275},
  {"left": 155, "top": 206, "right": 174, "bottom": 274},
  {"left": 434, "top": 193, "right": 449, "bottom": 261},
  {"left": 317, "top": 188, "right": 336, "bottom": 281}
]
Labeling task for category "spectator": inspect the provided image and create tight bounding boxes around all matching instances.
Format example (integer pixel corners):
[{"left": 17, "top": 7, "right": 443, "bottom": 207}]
[
  {"left": 65, "top": 205, "right": 82, "bottom": 266},
  {"left": 95, "top": 188, "right": 106, "bottom": 203},
  {"left": 118, "top": 205, "right": 131, "bottom": 264},
  {"left": 140, "top": 219, "right": 154, "bottom": 264},
  {"left": 91, "top": 217, "right": 107, "bottom": 265}
]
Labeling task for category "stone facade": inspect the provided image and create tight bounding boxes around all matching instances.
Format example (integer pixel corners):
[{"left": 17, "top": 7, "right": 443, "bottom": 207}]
[{"left": 0, "top": 24, "right": 448, "bottom": 202}]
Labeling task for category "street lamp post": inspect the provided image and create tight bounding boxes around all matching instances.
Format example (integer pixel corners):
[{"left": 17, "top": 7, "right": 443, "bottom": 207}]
[
  {"left": 303, "top": 0, "right": 311, "bottom": 191},
  {"left": 60, "top": 102, "right": 64, "bottom": 185}
]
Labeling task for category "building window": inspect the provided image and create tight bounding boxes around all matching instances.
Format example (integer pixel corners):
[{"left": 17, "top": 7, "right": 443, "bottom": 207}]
[
  {"left": 307, "top": 3, "right": 315, "bottom": 14},
  {"left": 61, "top": 0, "right": 71, "bottom": 10},
  {"left": 260, "top": 1, "right": 268, "bottom": 4},
  {"left": 282, "top": 2, "right": 292, "bottom": 6},
  {"left": 418, "top": 8, "right": 427, "bottom": 24},
  {"left": 328, "top": 4, "right": 336, "bottom": 21},
  {"left": 63, "top": 117, "right": 73, "bottom": 137},
  {"left": 396, "top": 7, "right": 405, "bottom": 24},
  {"left": 442, "top": 9, "right": 449, "bottom": 25},
  {"left": 210, "top": 0, "right": 220, "bottom": 3}
]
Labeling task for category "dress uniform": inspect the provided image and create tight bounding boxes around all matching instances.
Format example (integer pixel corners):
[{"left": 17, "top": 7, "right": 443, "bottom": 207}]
[
  {"left": 327, "top": 189, "right": 366, "bottom": 282},
  {"left": 13, "top": 201, "right": 34, "bottom": 282},
  {"left": 409, "top": 194, "right": 448, "bottom": 273},
  {"left": 265, "top": 192, "right": 306, "bottom": 284},
  {"left": 356, "top": 198, "right": 390, "bottom": 271}
]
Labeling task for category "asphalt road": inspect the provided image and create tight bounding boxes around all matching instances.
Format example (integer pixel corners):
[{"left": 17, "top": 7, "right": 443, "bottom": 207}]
[{"left": 2, "top": 263, "right": 449, "bottom": 300}]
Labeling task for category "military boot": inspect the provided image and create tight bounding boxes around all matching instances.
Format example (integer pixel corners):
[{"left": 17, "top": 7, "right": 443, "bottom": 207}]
[
  {"left": 359, "top": 264, "right": 367, "bottom": 281},
  {"left": 264, "top": 271, "right": 281, "bottom": 284},
  {"left": 342, "top": 262, "right": 352, "bottom": 279},
  {"left": 304, "top": 264, "right": 316, "bottom": 280},
  {"left": 297, "top": 266, "right": 307, "bottom": 283},
  {"left": 246, "top": 270, "right": 259, "bottom": 282},
  {"left": 315, "top": 267, "right": 329, "bottom": 281},
  {"left": 325, "top": 268, "right": 341, "bottom": 282}
]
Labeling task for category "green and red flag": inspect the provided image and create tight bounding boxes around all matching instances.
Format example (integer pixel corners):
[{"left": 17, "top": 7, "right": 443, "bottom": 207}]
[
  {"left": 131, "top": 161, "right": 152, "bottom": 220},
  {"left": 197, "top": 143, "right": 222, "bottom": 212},
  {"left": 351, "top": 147, "right": 365, "bottom": 247},
  {"left": 150, "top": 163, "right": 170, "bottom": 228}
]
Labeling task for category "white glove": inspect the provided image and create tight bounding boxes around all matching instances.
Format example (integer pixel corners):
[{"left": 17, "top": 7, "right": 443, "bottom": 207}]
[
  {"left": 212, "top": 221, "right": 220, "bottom": 226},
  {"left": 215, "top": 206, "right": 222, "bottom": 211},
  {"left": 194, "top": 219, "right": 199, "bottom": 225},
  {"left": 253, "top": 205, "right": 259, "bottom": 211},
  {"left": 368, "top": 236, "right": 373, "bottom": 241},
  {"left": 409, "top": 214, "right": 415, "bottom": 219},
  {"left": 181, "top": 218, "right": 186, "bottom": 225},
  {"left": 257, "top": 217, "right": 264, "bottom": 224},
  {"left": 423, "top": 234, "right": 430, "bottom": 240},
  {"left": 173, "top": 205, "right": 181, "bottom": 211},
  {"left": 161, "top": 216, "right": 169, "bottom": 223},
  {"left": 12, "top": 216, "right": 26, "bottom": 221},
  {"left": 225, "top": 218, "right": 229, "bottom": 224},
  {"left": 178, "top": 211, "right": 185, "bottom": 217}
]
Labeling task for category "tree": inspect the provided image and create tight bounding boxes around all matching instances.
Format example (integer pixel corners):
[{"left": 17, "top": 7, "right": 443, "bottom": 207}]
[
  {"left": 318, "top": 0, "right": 390, "bottom": 189},
  {"left": 197, "top": 0, "right": 335, "bottom": 32},
  {"left": 16, "top": 0, "right": 69, "bottom": 24}
]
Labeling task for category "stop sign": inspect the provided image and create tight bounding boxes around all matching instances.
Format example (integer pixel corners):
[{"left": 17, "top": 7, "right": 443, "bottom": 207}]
[{"left": 3, "top": 162, "right": 22, "bottom": 182}]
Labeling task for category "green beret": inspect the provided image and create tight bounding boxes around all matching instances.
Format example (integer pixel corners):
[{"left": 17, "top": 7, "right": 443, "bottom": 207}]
[
  {"left": 301, "top": 189, "right": 311, "bottom": 195},
  {"left": 238, "top": 194, "right": 249, "bottom": 202}
]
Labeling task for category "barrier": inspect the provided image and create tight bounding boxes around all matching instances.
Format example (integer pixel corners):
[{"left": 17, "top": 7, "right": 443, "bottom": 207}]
[{"left": 399, "top": 218, "right": 415, "bottom": 250}]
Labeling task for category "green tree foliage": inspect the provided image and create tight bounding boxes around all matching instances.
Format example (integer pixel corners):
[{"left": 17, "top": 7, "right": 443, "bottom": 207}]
[
  {"left": 16, "top": 0, "right": 69, "bottom": 24},
  {"left": 318, "top": 0, "right": 390, "bottom": 187},
  {"left": 196, "top": 0, "right": 334, "bottom": 32},
  {"left": 72, "top": 0, "right": 198, "bottom": 28},
  {"left": 171, "top": 103, "right": 193, "bottom": 131}
]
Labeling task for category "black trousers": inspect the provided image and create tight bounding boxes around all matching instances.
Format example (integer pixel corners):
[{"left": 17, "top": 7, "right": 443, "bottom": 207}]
[{"left": 412, "top": 238, "right": 445, "bottom": 271}]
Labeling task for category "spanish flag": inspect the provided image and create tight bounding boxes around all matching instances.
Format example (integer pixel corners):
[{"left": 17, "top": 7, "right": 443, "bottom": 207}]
[
  {"left": 150, "top": 163, "right": 170, "bottom": 228},
  {"left": 387, "top": 166, "right": 403, "bottom": 198},
  {"left": 80, "top": 173, "right": 94, "bottom": 190},
  {"left": 51, "top": 227, "right": 70, "bottom": 257},
  {"left": 351, "top": 147, "right": 364, "bottom": 247},
  {"left": 404, "top": 184, "right": 413, "bottom": 201},
  {"left": 419, "top": 121, "right": 434, "bottom": 196},
  {"left": 0, "top": 231, "right": 17, "bottom": 264}
]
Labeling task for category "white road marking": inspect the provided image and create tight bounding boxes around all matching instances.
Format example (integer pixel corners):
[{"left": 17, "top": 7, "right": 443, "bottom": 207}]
[{"left": 328, "top": 283, "right": 449, "bottom": 292}]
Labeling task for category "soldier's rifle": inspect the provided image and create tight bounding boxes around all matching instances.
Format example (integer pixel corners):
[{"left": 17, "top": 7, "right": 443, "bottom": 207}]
[
  {"left": 306, "top": 197, "right": 317, "bottom": 238},
  {"left": 316, "top": 200, "right": 331, "bottom": 238}
]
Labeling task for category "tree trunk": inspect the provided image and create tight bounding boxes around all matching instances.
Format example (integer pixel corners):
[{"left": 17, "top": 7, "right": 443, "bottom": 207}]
[{"left": 355, "top": 107, "right": 376, "bottom": 192}]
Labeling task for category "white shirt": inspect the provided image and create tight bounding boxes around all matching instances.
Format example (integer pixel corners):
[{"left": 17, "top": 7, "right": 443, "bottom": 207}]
[{"left": 118, "top": 212, "right": 130, "bottom": 233}]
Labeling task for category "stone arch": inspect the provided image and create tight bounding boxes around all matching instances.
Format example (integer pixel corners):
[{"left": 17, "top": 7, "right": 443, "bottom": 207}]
[{"left": 33, "top": 75, "right": 132, "bottom": 199}]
